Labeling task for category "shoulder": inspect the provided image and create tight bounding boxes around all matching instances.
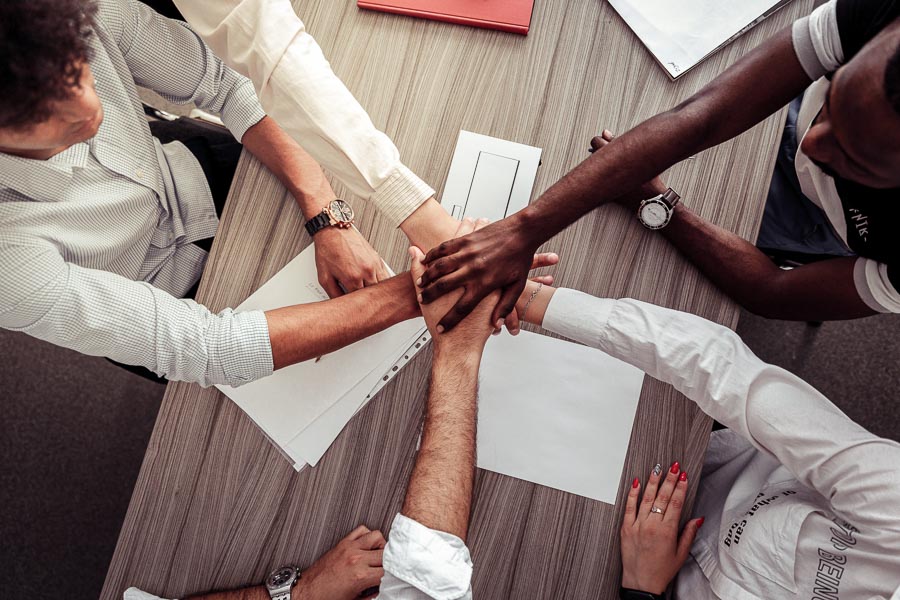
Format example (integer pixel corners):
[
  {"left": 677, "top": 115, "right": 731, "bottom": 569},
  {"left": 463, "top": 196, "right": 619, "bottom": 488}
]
[{"left": 92, "top": 0, "right": 140, "bottom": 47}]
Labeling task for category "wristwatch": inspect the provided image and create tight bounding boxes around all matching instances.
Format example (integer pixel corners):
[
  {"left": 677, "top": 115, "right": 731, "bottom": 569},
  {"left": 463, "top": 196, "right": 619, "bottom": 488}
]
[
  {"left": 265, "top": 565, "right": 300, "bottom": 600},
  {"left": 304, "top": 198, "right": 355, "bottom": 237},
  {"left": 637, "top": 187, "right": 680, "bottom": 230},
  {"left": 619, "top": 587, "right": 665, "bottom": 600}
]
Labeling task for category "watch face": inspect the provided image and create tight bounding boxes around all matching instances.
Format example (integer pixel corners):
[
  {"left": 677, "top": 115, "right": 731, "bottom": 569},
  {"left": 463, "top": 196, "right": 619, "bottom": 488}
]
[
  {"left": 328, "top": 199, "right": 354, "bottom": 223},
  {"left": 640, "top": 199, "right": 669, "bottom": 229},
  {"left": 267, "top": 567, "right": 295, "bottom": 588}
]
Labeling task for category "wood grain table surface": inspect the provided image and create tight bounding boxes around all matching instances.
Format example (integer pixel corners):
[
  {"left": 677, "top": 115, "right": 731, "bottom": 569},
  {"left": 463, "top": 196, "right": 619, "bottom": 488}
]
[{"left": 102, "top": 1, "right": 813, "bottom": 598}]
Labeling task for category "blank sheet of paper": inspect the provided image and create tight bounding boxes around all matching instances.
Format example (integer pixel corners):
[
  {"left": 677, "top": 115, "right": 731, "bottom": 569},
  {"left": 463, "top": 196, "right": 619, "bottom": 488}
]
[{"left": 477, "top": 330, "right": 645, "bottom": 504}]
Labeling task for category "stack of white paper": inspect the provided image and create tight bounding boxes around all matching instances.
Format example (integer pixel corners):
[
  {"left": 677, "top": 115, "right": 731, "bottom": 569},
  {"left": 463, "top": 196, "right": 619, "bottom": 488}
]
[
  {"left": 609, "top": 0, "right": 793, "bottom": 79},
  {"left": 216, "top": 244, "right": 430, "bottom": 471}
]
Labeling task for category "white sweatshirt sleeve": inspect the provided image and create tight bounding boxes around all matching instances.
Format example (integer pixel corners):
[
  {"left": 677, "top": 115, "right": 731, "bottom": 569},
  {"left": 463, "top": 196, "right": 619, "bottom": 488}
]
[{"left": 541, "top": 288, "right": 900, "bottom": 535}]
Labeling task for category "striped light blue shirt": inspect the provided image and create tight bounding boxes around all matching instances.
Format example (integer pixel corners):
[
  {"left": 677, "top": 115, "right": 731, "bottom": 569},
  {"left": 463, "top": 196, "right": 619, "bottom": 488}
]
[{"left": 0, "top": 0, "right": 272, "bottom": 387}]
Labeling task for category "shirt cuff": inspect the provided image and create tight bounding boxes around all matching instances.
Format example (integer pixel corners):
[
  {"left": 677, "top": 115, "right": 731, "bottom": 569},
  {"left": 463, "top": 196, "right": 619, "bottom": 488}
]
[
  {"left": 219, "top": 76, "right": 268, "bottom": 142},
  {"left": 853, "top": 257, "right": 900, "bottom": 313},
  {"left": 382, "top": 514, "right": 473, "bottom": 600},
  {"left": 209, "top": 308, "right": 274, "bottom": 387},
  {"left": 123, "top": 588, "right": 170, "bottom": 600},
  {"left": 371, "top": 164, "right": 436, "bottom": 227},
  {"left": 791, "top": 0, "right": 842, "bottom": 80},
  {"left": 541, "top": 288, "right": 616, "bottom": 348}
]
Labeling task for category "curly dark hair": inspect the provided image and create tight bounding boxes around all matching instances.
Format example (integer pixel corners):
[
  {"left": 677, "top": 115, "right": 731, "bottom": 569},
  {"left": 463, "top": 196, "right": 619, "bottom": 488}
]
[{"left": 0, "top": 0, "right": 98, "bottom": 130}]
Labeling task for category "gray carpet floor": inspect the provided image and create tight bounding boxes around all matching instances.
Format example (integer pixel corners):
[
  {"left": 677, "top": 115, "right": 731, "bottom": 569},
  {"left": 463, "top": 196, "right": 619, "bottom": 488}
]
[{"left": 2, "top": 310, "right": 898, "bottom": 599}]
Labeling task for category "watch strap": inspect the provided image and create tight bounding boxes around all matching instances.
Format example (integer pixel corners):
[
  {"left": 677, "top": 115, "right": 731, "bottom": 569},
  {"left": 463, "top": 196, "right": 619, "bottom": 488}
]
[
  {"left": 304, "top": 210, "right": 331, "bottom": 237},
  {"left": 660, "top": 187, "right": 680, "bottom": 209},
  {"left": 619, "top": 587, "right": 665, "bottom": 600}
]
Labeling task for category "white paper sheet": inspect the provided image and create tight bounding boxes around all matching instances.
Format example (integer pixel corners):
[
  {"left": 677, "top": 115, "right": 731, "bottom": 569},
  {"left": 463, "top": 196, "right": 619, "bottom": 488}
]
[
  {"left": 477, "top": 330, "right": 645, "bottom": 504},
  {"left": 441, "top": 131, "right": 541, "bottom": 220},
  {"left": 216, "top": 245, "right": 426, "bottom": 447},
  {"left": 285, "top": 328, "right": 431, "bottom": 467},
  {"left": 609, "top": 0, "right": 792, "bottom": 78}
]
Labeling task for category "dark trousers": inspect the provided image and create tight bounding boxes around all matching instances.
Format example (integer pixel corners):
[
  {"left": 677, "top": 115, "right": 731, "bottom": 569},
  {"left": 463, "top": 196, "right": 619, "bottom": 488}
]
[{"left": 108, "top": 117, "right": 243, "bottom": 383}]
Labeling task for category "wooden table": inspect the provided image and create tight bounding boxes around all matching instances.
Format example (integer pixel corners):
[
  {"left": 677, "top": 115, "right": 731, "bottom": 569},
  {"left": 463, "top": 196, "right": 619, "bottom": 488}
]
[{"left": 102, "top": 1, "right": 813, "bottom": 598}]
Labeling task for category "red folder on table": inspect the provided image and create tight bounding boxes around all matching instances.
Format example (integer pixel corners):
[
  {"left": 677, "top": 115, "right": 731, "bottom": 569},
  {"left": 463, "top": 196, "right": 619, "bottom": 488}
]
[{"left": 357, "top": 0, "right": 535, "bottom": 35}]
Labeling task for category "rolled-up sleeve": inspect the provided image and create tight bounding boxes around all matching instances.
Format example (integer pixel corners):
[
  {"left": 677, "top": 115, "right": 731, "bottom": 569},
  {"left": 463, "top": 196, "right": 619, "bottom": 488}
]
[
  {"left": 791, "top": 0, "right": 843, "bottom": 80},
  {"left": 853, "top": 257, "right": 900, "bottom": 313},
  {"left": 0, "top": 240, "right": 273, "bottom": 387},
  {"left": 103, "top": 0, "right": 266, "bottom": 141},
  {"left": 380, "top": 514, "right": 473, "bottom": 600},
  {"left": 173, "top": 0, "right": 435, "bottom": 226}
]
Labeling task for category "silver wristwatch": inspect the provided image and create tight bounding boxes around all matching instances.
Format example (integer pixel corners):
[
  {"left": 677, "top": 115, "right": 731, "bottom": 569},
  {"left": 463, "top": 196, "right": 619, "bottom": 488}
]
[
  {"left": 265, "top": 565, "right": 300, "bottom": 600},
  {"left": 637, "top": 187, "right": 680, "bottom": 230}
]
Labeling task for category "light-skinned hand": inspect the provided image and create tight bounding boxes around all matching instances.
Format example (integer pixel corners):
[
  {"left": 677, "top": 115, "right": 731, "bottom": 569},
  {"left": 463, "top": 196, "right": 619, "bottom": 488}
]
[
  {"left": 293, "top": 525, "right": 386, "bottom": 600},
  {"left": 314, "top": 226, "right": 390, "bottom": 298},
  {"left": 620, "top": 461, "right": 704, "bottom": 595}
]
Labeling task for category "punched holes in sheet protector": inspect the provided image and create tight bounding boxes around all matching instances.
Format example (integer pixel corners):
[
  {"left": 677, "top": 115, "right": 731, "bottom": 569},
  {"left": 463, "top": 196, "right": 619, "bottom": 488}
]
[{"left": 367, "top": 334, "right": 432, "bottom": 399}]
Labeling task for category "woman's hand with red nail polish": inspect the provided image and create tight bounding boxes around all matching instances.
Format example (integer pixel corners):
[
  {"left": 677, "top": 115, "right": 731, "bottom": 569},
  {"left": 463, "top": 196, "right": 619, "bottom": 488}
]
[{"left": 620, "top": 462, "right": 705, "bottom": 595}]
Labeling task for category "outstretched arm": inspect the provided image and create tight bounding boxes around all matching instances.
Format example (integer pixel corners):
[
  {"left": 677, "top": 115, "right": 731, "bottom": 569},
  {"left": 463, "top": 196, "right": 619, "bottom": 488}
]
[
  {"left": 657, "top": 203, "right": 874, "bottom": 320},
  {"left": 418, "top": 25, "right": 813, "bottom": 331},
  {"left": 399, "top": 328, "right": 482, "bottom": 540},
  {"left": 526, "top": 287, "right": 900, "bottom": 540},
  {"left": 172, "top": 0, "right": 461, "bottom": 252},
  {"left": 584, "top": 130, "right": 876, "bottom": 321}
]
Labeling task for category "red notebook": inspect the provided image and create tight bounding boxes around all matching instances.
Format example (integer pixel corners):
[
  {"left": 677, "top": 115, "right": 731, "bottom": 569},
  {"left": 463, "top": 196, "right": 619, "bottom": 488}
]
[{"left": 358, "top": 0, "right": 535, "bottom": 35}]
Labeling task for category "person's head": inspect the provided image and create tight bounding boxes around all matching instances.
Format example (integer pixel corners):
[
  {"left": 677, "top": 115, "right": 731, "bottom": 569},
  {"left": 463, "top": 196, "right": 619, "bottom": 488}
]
[
  {"left": 800, "top": 19, "right": 900, "bottom": 189},
  {"left": 0, "top": 0, "right": 102, "bottom": 158}
]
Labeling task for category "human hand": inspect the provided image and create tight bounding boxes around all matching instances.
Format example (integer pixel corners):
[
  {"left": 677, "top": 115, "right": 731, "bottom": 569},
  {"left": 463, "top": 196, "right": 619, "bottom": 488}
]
[
  {"left": 410, "top": 218, "right": 500, "bottom": 356},
  {"left": 590, "top": 130, "right": 668, "bottom": 209},
  {"left": 620, "top": 462, "right": 704, "bottom": 595},
  {"left": 417, "top": 215, "right": 557, "bottom": 332},
  {"left": 314, "top": 226, "right": 390, "bottom": 298},
  {"left": 294, "top": 525, "right": 386, "bottom": 600}
]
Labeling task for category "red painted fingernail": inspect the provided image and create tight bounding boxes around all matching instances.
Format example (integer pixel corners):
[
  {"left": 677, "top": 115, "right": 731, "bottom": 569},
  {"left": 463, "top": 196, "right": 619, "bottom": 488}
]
[
  {"left": 670, "top": 461, "right": 680, "bottom": 474},
  {"left": 679, "top": 471, "right": 687, "bottom": 482},
  {"left": 632, "top": 477, "right": 640, "bottom": 489},
  {"left": 697, "top": 517, "right": 705, "bottom": 528}
]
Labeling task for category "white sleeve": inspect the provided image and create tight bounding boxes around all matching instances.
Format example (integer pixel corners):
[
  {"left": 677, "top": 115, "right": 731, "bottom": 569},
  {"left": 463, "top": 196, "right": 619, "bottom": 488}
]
[
  {"left": 853, "top": 257, "right": 900, "bottom": 313},
  {"left": 791, "top": 0, "right": 843, "bottom": 80},
  {"left": 541, "top": 288, "right": 900, "bottom": 533},
  {"left": 0, "top": 239, "right": 273, "bottom": 387},
  {"left": 172, "top": 0, "right": 435, "bottom": 227},
  {"left": 123, "top": 589, "right": 170, "bottom": 600},
  {"left": 379, "top": 514, "right": 473, "bottom": 600}
]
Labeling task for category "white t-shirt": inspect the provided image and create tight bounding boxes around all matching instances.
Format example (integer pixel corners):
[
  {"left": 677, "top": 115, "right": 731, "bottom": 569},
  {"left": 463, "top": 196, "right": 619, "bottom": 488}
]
[{"left": 790, "top": 0, "right": 900, "bottom": 312}]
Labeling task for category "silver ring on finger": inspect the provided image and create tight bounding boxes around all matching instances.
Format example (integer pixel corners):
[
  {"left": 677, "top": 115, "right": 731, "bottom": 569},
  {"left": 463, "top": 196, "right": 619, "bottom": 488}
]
[{"left": 650, "top": 506, "right": 665, "bottom": 516}]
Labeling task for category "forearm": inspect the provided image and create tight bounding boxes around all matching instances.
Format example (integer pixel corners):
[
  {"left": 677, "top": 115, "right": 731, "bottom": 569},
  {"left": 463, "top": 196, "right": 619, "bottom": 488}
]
[
  {"left": 241, "top": 116, "right": 335, "bottom": 219},
  {"left": 266, "top": 274, "right": 419, "bottom": 369},
  {"left": 515, "top": 27, "right": 809, "bottom": 247},
  {"left": 184, "top": 586, "right": 268, "bottom": 600},
  {"left": 398, "top": 198, "right": 460, "bottom": 252},
  {"left": 401, "top": 348, "right": 480, "bottom": 541},
  {"left": 662, "top": 204, "right": 799, "bottom": 317},
  {"left": 660, "top": 205, "right": 874, "bottom": 320}
]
